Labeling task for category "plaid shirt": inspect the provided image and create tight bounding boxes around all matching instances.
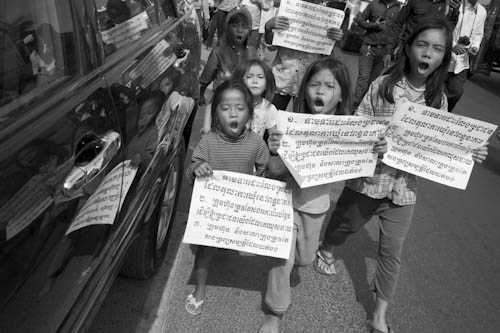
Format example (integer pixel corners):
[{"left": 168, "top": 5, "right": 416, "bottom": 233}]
[{"left": 345, "top": 75, "right": 448, "bottom": 206}]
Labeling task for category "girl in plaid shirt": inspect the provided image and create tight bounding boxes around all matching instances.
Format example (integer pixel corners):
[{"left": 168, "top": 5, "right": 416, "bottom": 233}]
[{"left": 315, "top": 18, "right": 488, "bottom": 333}]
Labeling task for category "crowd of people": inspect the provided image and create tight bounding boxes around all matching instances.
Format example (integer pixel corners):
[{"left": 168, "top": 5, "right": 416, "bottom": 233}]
[{"left": 185, "top": 1, "right": 490, "bottom": 332}]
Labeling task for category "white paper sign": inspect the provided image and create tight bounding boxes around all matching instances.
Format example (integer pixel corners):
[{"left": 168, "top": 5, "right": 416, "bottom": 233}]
[
  {"left": 273, "top": 0, "right": 345, "bottom": 55},
  {"left": 129, "top": 40, "right": 177, "bottom": 89},
  {"left": 101, "top": 11, "right": 149, "bottom": 44},
  {"left": 183, "top": 171, "right": 294, "bottom": 259},
  {"left": 384, "top": 102, "right": 497, "bottom": 189},
  {"left": 66, "top": 160, "right": 138, "bottom": 234},
  {"left": 277, "top": 111, "right": 389, "bottom": 188}
]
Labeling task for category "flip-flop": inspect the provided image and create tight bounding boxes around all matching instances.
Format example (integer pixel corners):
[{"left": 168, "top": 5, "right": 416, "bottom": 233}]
[
  {"left": 185, "top": 292, "right": 206, "bottom": 315},
  {"left": 366, "top": 319, "right": 394, "bottom": 333},
  {"left": 314, "top": 249, "right": 337, "bottom": 275}
]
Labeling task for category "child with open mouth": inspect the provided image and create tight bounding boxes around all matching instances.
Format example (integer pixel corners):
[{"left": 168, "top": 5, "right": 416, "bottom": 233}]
[{"left": 185, "top": 79, "right": 269, "bottom": 315}]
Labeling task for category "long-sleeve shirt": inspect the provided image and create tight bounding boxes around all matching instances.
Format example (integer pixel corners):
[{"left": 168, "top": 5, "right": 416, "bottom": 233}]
[
  {"left": 449, "top": 1, "right": 487, "bottom": 74},
  {"left": 386, "top": 0, "right": 459, "bottom": 54},
  {"left": 356, "top": 0, "right": 401, "bottom": 46},
  {"left": 346, "top": 75, "right": 448, "bottom": 206},
  {"left": 186, "top": 129, "right": 269, "bottom": 184}
]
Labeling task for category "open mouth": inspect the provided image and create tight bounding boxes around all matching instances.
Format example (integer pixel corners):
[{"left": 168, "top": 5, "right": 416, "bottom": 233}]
[
  {"left": 314, "top": 98, "right": 324, "bottom": 107},
  {"left": 230, "top": 121, "right": 238, "bottom": 129},
  {"left": 418, "top": 62, "right": 429, "bottom": 71}
]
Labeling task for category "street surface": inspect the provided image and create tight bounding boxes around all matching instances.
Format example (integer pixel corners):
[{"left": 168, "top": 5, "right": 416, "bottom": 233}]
[{"left": 90, "top": 47, "right": 500, "bottom": 332}]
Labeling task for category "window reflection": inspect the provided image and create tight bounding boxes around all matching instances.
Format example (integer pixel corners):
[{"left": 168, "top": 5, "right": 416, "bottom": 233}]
[{"left": 0, "top": 0, "right": 77, "bottom": 109}]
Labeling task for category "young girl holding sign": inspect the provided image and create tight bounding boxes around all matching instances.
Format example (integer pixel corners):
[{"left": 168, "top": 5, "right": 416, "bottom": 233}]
[
  {"left": 202, "top": 59, "right": 278, "bottom": 138},
  {"left": 185, "top": 79, "right": 269, "bottom": 315},
  {"left": 314, "top": 18, "right": 488, "bottom": 333},
  {"left": 260, "top": 57, "right": 385, "bottom": 332}
]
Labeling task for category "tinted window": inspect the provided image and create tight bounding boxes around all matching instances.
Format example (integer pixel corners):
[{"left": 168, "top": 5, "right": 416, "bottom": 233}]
[{"left": 0, "top": 0, "right": 78, "bottom": 110}]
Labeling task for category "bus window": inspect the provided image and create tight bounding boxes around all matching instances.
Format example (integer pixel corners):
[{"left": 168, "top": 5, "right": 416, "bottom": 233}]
[{"left": 0, "top": 0, "right": 78, "bottom": 111}]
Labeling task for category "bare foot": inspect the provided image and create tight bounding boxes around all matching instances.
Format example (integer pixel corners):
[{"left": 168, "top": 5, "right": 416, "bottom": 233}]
[
  {"left": 258, "top": 313, "right": 281, "bottom": 333},
  {"left": 366, "top": 318, "right": 390, "bottom": 333}
]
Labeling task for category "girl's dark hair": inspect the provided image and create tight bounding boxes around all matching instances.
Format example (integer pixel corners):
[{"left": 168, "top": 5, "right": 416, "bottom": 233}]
[
  {"left": 231, "top": 59, "right": 276, "bottom": 101},
  {"left": 379, "top": 17, "right": 453, "bottom": 108},
  {"left": 138, "top": 89, "right": 166, "bottom": 110},
  {"left": 294, "top": 57, "right": 353, "bottom": 115},
  {"left": 211, "top": 79, "right": 254, "bottom": 131}
]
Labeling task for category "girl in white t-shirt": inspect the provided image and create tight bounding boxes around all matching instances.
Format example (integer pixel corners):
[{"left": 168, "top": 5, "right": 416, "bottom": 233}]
[{"left": 202, "top": 59, "right": 278, "bottom": 138}]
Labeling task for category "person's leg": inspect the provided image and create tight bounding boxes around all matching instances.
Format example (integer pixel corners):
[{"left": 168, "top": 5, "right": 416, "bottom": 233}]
[
  {"left": 369, "top": 202, "right": 415, "bottom": 332},
  {"left": 260, "top": 211, "right": 299, "bottom": 332},
  {"left": 321, "top": 187, "right": 379, "bottom": 256},
  {"left": 271, "top": 93, "right": 292, "bottom": 111},
  {"left": 369, "top": 47, "right": 387, "bottom": 85},
  {"left": 354, "top": 44, "right": 374, "bottom": 107},
  {"left": 192, "top": 245, "right": 218, "bottom": 301},
  {"left": 295, "top": 211, "right": 327, "bottom": 266},
  {"left": 216, "top": 10, "right": 228, "bottom": 46},
  {"left": 206, "top": 8, "right": 217, "bottom": 48},
  {"left": 445, "top": 70, "right": 467, "bottom": 112}
]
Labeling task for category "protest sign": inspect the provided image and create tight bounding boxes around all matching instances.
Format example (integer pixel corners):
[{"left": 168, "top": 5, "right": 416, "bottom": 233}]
[
  {"left": 129, "top": 40, "right": 177, "bottom": 89},
  {"left": 276, "top": 111, "right": 389, "bottom": 188},
  {"left": 384, "top": 102, "right": 497, "bottom": 189},
  {"left": 66, "top": 160, "right": 138, "bottom": 234},
  {"left": 101, "top": 11, "right": 149, "bottom": 45},
  {"left": 183, "top": 171, "right": 294, "bottom": 259},
  {"left": 273, "top": 0, "right": 345, "bottom": 55}
]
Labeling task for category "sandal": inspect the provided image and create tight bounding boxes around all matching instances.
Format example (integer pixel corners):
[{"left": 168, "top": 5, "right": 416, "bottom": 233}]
[
  {"left": 185, "top": 292, "right": 206, "bottom": 315},
  {"left": 314, "top": 249, "right": 337, "bottom": 275},
  {"left": 366, "top": 319, "right": 393, "bottom": 333}
]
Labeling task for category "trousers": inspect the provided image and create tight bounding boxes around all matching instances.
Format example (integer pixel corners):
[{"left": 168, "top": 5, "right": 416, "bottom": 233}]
[
  {"left": 323, "top": 187, "right": 415, "bottom": 302},
  {"left": 354, "top": 44, "right": 387, "bottom": 106}
]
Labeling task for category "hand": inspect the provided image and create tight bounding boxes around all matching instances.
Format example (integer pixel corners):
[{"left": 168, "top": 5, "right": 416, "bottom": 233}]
[
  {"left": 373, "top": 135, "right": 387, "bottom": 155},
  {"left": 469, "top": 46, "right": 479, "bottom": 56},
  {"left": 472, "top": 143, "right": 488, "bottom": 164},
  {"left": 204, "top": 18, "right": 210, "bottom": 29},
  {"left": 193, "top": 161, "right": 213, "bottom": 177},
  {"left": 198, "top": 95, "right": 206, "bottom": 106},
  {"left": 327, "top": 27, "right": 344, "bottom": 41},
  {"left": 269, "top": 16, "right": 289, "bottom": 31},
  {"left": 453, "top": 44, "right": 468, "bottom": 55},
  {"left": 383, "top": 54, "right": 392, "bottom": 68},
  {"left": 267, "top": 129, "right": 283, "bottom": 155}
]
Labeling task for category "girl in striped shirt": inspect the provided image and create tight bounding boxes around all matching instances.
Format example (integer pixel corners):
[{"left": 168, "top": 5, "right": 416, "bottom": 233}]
[{"left": 185, "top": 79, "right": 269, "bottom": 315}]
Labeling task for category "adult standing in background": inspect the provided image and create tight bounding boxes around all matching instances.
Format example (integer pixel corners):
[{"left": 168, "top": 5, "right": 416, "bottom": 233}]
[
  {"left": 445, "top": 0, "right": 486, "bottom": 112},
  {"left": 383, "top": 0, "right": 462, "bottom": 67},
  {"left": 353, "top": 0, "right": 402, "bottom": 107}
]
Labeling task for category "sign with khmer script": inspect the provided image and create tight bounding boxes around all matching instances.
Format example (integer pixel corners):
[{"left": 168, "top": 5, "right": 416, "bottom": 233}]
[
  {"left": 273, "top": 0, "right": 345, "bottom": 55},
  {"left": 183, "top": 171, "right": 294, "bottom": 259},
  {"left": 276, "top": 111, "right": 389, "bottom": 188},
  {"left": 384, "top": 102, "right": 497, "bottom": 189}
]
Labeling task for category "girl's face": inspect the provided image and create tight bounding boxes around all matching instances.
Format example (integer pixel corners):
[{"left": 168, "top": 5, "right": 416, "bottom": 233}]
[
  {"left": 137, "top": 99, "right": 159, "bottom": 133},
  {"left": 229, "top": 18, "right": 250, "bottom": 45},
  {"left": 216, "top": 89, "right": 250, "bottom": 138},
  {"left": 305, "top": 69, "right": 342, "bottom": 114},
  {"left": 405, "top": 28, "right": 446, "bottom": 87},
  {"left": 244, "top": 64, "right": 266, "bottom": 99}
]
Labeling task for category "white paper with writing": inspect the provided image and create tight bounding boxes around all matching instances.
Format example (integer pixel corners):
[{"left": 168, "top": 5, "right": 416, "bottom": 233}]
[
  {"left": 66, "top": 160, "right": 138, "bottom": 234},
  {"left": 276, "top": 111, "right": 389, "bottom": 188},
  {"left": 384, "top": 102, "right": 497, "bottom": 189},
  {"left": 101, "top": 11, "right": 149, "bottom": 44},
  {"left": 129, "top": 40, "right": 177, "bottom": 89},
  {"left": 183, "top": 171, "right": 294, "bottom": 259},
  {"left": 273, "top": 0, "right": 345, "bottom": 55}
]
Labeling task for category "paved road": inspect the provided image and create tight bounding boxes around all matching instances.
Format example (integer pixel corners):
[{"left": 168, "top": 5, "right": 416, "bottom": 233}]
[{"left": 90, "top": 49, "right": 500, "bottom": 332}]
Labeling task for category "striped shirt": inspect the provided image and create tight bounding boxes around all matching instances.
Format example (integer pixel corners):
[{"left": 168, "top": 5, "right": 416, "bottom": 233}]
[
  {"left": 345, "top": 75, "right": 448, "bottom": 206},
  {"left": 186, "top": 129, "right": 269, "bottom": 184}
]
